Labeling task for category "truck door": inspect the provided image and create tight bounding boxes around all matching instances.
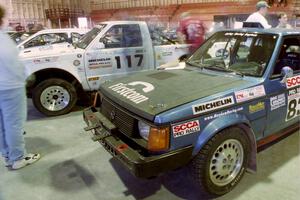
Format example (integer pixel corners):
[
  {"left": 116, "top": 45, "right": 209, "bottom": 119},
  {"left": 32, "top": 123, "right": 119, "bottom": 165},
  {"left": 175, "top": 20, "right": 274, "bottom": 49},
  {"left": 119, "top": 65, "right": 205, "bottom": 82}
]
[
  {"left": 265, "top": 36, "right": 300, "bottom": 136},
  {"left": 84, "top": 24, "right": 150, "bottom": 90}
]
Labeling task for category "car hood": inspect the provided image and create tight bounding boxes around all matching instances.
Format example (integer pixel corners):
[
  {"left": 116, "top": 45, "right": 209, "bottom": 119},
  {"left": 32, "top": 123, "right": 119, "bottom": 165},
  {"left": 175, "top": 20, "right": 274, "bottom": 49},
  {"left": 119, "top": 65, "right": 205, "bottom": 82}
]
[{"left": 100, "top": 69, "right": 250, "bottom": 121}]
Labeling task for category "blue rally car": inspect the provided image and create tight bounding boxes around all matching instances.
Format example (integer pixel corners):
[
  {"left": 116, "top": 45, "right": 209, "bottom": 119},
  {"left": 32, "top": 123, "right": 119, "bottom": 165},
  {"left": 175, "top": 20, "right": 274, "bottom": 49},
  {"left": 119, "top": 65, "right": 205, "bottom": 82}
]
[{"left": 83, "top": 27, "right": 300, "bottom": 195}]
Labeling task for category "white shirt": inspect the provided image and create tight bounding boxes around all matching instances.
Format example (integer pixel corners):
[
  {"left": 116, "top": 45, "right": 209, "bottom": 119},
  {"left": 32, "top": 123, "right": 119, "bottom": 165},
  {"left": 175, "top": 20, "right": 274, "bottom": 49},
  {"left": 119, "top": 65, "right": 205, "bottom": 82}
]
[
  {"left": 246, "top": 12, "right": 271, "bottom": 29},
  {"left": 0, "top": 31, "right": 25, "bottom": 90}
]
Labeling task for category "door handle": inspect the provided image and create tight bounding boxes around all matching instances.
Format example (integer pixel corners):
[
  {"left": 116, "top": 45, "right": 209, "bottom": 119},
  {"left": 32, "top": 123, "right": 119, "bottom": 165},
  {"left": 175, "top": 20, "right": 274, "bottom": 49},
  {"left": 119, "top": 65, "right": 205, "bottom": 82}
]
[{"left": 24, "top": 50, "right": 31, "bottom": 53}]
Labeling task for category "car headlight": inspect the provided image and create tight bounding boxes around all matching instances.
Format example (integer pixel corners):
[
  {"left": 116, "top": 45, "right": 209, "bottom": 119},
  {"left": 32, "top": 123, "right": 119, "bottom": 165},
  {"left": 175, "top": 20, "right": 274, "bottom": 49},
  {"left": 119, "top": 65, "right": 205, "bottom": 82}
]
[
  {"left": 139, "top": 120, "right": 170, "bottom": 151},
  {"left": 138, "top": 121, "right": 150, "bottom": 140}
]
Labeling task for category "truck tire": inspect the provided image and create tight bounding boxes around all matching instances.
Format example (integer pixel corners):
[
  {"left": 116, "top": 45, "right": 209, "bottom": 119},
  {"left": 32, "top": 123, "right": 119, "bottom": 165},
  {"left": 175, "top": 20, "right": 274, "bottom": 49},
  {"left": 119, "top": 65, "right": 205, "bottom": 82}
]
[
  {"left": 32, "top": 78, "right": 77, "bottom": 116},
  {"left": 190, "top": 127, "right": 250, "bottom": 195}
]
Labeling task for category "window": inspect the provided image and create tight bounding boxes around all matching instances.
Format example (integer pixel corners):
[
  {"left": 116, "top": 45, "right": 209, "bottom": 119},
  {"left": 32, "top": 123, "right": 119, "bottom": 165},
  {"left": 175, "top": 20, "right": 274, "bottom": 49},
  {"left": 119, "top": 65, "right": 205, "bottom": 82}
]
[
  {"left": 272, "top": 37, "right": 300, "bottom": 76},
  {"left": 101, "top": 24, "right": 143, "bottom": 48},
  {"left": 24, "top": 33, "right": 68, "bottom": 48},
  {"left": 187, "top": 32, "right": 277, "bottom": 77}
]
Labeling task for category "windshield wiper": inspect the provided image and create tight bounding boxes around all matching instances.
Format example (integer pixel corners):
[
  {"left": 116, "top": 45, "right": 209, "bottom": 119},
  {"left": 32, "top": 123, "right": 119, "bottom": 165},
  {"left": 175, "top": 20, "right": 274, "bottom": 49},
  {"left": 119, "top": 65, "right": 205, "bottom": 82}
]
[
  {"left": 203, "top": 62, "right": 245, "bottom": 77},
  {"left": 185, "top": 60, "right": 203, "bottom": 69}
]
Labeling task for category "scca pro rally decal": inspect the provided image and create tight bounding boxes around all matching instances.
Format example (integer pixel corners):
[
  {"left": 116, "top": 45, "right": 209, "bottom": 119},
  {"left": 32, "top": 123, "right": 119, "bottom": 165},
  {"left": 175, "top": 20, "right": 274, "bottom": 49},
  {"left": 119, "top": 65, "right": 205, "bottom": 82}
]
[
  {"left": 172, "top": 120, "right": 200, "bottom": 138},
  {"left": 109, "top": 81, "right": 154, "bottom": 104},
  {"left": 286, "top": 87, "right": 300, "bottom": 121},
  {"left": 235, "top": 85, "right": 265, "bottom": 103},
  {"left": 192, "top": 96, "right": 235, "bottom": 115},
  {"left": 286, "top": 75, "right": 300, "bottom": 89}
]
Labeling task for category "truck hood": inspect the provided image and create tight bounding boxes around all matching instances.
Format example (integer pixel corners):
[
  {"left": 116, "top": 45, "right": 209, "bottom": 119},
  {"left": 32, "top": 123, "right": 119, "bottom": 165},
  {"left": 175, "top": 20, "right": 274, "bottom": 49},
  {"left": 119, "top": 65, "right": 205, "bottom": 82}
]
[{"left": 100, "top": 69, "right": 250, "bottom": 121}]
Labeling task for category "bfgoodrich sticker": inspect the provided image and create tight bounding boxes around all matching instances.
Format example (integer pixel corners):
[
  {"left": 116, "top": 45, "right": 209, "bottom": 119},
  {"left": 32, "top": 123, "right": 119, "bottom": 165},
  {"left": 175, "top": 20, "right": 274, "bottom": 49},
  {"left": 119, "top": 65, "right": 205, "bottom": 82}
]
[
  {"left": 235, "top": 85, "right": 266, "bottom": 103},
  {"left": 192, "top": 96, "right": 235, "bottom": 115},
  {"left": 172, "top": 120, "right": 200, "bottom": 138}
]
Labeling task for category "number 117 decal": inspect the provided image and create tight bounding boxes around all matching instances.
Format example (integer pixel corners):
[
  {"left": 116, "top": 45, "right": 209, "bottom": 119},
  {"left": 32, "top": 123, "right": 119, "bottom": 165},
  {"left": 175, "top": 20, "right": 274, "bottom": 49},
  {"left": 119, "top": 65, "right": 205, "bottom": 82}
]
[{"left": 115, "top": 54, "right": 144, "bottom": 69}]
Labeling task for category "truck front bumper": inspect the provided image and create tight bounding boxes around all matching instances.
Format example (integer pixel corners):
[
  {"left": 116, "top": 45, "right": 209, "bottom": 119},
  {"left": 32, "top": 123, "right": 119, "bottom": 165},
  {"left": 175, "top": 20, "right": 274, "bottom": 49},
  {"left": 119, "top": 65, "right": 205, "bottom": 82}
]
[{"left": 83, "top": 107, "right": 193, "bottom": 178}]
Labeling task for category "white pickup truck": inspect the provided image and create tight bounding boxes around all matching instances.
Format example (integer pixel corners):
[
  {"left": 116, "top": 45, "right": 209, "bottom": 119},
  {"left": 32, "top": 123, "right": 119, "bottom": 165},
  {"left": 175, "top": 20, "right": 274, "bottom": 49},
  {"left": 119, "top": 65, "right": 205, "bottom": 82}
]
[{"left": 23, "top": 21, "right": 190, "bottom": 116}]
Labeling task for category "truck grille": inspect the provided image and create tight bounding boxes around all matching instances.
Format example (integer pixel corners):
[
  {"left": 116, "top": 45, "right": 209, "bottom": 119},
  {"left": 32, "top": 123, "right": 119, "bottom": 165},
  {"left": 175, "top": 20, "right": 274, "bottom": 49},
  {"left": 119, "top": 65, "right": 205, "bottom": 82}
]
[{"left": 101, "top": 97, "right": 136, "bottom": 137}]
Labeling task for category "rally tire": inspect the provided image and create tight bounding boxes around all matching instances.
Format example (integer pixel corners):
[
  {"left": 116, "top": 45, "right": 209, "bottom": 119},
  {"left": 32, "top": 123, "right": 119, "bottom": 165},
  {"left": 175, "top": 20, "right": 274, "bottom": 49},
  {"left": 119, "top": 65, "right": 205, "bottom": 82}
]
[
  {"left": 190, "top": 127, "right": 250, "bottom": 196},
  {"left": 32, "top": 78, "right": 77, "bottom": 116}
]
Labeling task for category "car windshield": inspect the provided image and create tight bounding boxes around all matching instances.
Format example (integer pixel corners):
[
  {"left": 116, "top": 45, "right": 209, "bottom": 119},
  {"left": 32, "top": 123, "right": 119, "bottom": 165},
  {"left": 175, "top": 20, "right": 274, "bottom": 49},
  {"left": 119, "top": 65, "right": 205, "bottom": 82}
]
[
  {"left": 76, "top": 24, "right": 106, "bottom": 49},
  {"left": 187, "top": 31, "right": 278, "bottom": 77}
]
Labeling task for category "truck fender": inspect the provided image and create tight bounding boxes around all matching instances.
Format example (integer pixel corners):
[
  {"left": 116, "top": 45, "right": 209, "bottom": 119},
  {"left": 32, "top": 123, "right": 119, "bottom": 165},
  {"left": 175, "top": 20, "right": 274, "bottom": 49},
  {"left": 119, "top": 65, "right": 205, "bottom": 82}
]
[{"left": 193, "top": 113, "right": 257, "bottom": 172}]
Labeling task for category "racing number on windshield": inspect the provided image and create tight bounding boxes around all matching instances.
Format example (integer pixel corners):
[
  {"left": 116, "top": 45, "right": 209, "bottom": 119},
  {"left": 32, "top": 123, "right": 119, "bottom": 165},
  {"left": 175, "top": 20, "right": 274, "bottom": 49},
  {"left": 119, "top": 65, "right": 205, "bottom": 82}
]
[{"left": 115, "top": 54, "right": 143, "bottom": 69}]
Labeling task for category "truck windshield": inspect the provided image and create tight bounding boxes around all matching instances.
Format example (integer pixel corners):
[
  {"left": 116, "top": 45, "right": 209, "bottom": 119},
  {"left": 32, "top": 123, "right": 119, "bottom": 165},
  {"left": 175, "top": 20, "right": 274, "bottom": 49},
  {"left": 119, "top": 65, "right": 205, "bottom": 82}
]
[
  {"left": 76, "top": 25, "right": 106, "bottom": 49},
  {"left": 187, "top": 31, "right": 278, "bottom": 77}
]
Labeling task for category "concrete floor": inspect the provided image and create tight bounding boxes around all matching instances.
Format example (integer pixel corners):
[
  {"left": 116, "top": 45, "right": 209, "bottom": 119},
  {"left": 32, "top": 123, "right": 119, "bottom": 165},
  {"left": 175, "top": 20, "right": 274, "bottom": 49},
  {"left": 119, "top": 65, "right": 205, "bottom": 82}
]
[{"left": 0, "top": 101, "right": 299, "bottom": 200}]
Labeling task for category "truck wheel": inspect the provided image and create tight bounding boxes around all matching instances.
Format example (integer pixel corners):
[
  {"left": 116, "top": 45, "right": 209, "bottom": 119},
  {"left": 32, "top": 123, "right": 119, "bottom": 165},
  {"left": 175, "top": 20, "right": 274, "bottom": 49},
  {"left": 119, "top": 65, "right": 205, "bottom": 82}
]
[
  {"left": 32, "top": 78, "right": 77, "bottom": 116},
  {"left": 191, "top": 127, "right": 250, "bottom": 195}
]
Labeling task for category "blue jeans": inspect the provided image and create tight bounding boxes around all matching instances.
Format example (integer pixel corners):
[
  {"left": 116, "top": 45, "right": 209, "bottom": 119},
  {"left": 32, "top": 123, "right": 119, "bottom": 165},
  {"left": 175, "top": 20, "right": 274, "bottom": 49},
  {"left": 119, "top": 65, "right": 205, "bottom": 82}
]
[{"left": 0, "top": 87, "right": 27, "bottom": 165}]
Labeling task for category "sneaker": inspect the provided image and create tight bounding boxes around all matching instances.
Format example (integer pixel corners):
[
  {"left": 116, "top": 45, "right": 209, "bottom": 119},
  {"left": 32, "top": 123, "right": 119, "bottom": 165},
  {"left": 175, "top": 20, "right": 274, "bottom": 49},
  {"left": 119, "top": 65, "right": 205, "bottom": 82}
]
[
  {"left": 3, "top": 157, "right": 11, "bottom": 167},
  {"left": 11, "top": 153, "right": 41, "bottom": 170}
]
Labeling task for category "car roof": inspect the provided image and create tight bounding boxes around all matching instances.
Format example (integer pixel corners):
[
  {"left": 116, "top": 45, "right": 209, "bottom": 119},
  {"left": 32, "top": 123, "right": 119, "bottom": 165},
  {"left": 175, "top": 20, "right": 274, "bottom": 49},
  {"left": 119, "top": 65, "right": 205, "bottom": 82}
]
[
  {"left": 99, "top": 21, "right": 147, "bottom": 25},
  {"left": 219, "top": 28, "right": 300, "bottom": 36},
  {"left": 37, "top": 28, "right": 90, "bottom": 34}
]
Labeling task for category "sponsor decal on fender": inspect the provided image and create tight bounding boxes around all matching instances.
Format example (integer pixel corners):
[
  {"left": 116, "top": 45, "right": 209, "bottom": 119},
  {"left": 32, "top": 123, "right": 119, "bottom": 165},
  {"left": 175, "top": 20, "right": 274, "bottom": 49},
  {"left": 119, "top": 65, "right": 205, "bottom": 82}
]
[
  {"left": 270, "top": 94, "right": 286, "bottom": 111},
  {"left": 109, "top": 81, "right": 154, "bottom": 104},
  {"left": 33, "top": 56, "right": 58, "bottom": 64},
  {"left": 192, "top": 96, "right": 235, "bottom": 115},
  {"left": 249, "top": 102, "right": 265, "bottom": 113},
  {"left": 286, "top": 75, "right": 300, "bottom": 89},
  {"left": 235, "top": 85, "right": 266, "bottom": 103},
  {"left": 172, "top": 120, "right": 200, "bottom": 138},
  {"left": 204, "top": 107, "right": 244, "bottom": 121}
]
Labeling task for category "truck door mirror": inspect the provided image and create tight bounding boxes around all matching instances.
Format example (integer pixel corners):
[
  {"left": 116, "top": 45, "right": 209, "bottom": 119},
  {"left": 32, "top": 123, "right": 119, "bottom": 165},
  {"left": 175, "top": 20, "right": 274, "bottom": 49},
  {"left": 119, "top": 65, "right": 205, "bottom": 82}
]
[
  {"left": 94, "top": 42, "right": 105, "bottom": 49},
  {"left": 19, "top": 45, "right": 25, "bottom": 50},
  {"left": 280, "top": 66, "right": 293, "bottom": 84}
]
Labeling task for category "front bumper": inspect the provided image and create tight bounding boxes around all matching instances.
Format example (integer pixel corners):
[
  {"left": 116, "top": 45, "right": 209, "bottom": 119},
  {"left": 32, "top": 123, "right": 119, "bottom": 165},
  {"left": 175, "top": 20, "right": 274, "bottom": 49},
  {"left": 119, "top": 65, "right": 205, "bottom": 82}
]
[{"left": 83, "top": 107, "right": 193, "bottom": 178}]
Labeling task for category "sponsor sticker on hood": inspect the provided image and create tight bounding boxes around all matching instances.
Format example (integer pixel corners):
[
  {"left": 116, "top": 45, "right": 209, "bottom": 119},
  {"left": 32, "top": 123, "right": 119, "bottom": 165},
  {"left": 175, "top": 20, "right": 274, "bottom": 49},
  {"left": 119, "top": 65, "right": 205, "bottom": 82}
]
[
  {"left": 235, "top": 85, "right": 265, "bottom": 103},
  {"left": 108, "top": 81, "right": 155, "bottom": 104},
  {"left": 192, "top": 96, "right": 235, "bottom": 115},
  {"left": 172, "top": 120, "right": 200, "bottom": 138}
]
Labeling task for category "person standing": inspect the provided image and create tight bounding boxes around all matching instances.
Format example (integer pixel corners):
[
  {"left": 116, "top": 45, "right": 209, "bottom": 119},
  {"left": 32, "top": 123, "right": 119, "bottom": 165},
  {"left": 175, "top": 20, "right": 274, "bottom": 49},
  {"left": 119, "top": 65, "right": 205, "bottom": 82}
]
[
  {"left": 0, "top": 5, "right": 40, "bottom": 170},
  {"left": 246, "top": 1, "right": 272, "bottom": 29},
  {"left": 177, "top": 11, "right": 206, "bottom": 54},
  {"left": 276, "top": 12, "right": 293, "bottom": 28}
]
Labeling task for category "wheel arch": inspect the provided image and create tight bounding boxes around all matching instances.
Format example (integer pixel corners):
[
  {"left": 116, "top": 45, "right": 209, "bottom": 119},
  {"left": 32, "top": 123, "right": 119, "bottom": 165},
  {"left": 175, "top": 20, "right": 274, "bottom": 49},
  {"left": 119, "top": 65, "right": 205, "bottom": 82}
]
[
  {"left": 193, "top": 113, "right": 257, "bottom": 172},
  {"left": 26, "top": 68, "right": 82, "bottom": 97}
]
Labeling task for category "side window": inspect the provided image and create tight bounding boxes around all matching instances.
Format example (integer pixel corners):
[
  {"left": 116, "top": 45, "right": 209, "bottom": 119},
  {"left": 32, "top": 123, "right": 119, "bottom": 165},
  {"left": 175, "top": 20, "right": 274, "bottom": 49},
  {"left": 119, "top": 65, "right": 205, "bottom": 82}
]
[
  {"left": 101, "top": 24, "right": 143, "bottom": 48},
  {"left": 24, "top": 33, "right": 68, "bottom": 48},
  {"left": 151, "top": 32, "right": 173, "bottom": 46},
  {"left": 272, "top": 37, "right": 300, "bottom": 76}
]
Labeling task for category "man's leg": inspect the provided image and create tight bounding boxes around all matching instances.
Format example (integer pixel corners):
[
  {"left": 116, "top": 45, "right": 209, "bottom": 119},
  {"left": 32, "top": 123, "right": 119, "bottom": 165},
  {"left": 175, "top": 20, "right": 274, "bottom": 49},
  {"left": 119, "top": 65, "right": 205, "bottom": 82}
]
[
  {"left": 0, "top": 108, "right": 9, "bottom": 164},
  {"left": 0, "top": 88, "right": 27, "bottom": 164}
]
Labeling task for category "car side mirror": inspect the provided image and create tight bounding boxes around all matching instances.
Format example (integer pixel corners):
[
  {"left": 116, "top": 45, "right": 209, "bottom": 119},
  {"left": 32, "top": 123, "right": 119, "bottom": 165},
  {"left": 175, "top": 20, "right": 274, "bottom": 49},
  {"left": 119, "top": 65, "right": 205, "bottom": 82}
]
[
  {"left": 94, "top": 42, "right": 105, "bottom": 49},
  {"left": 19, "top": 45, "right": 25, "bottom": 50},
  {"left": 280, "top": 66, "right": 293, "bottom": 84}
]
